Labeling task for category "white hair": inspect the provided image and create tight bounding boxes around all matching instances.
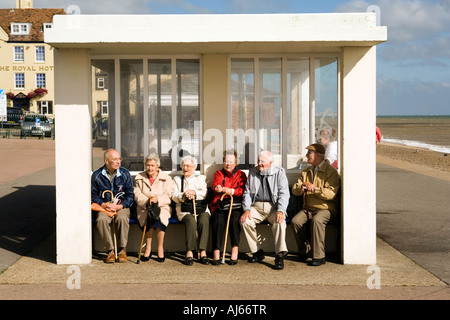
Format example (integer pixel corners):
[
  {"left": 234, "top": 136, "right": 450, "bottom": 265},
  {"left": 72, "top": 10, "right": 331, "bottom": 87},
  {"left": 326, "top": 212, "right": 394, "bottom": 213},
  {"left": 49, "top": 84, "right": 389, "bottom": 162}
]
[
  {"left": 181, "top": 155, "right": 197, "bottom": 168},
  {"left": 144, "top": 153, "right": 160, "bottom": 166},
  {"left": 259, "top": 150, "right": 274, "bottom": 162}
]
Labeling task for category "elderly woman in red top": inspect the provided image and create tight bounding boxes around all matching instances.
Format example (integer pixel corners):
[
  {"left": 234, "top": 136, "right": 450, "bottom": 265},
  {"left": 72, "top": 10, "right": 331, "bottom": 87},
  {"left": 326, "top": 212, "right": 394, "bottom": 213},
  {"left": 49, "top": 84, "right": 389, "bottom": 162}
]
[{"left": 210, "top": 149, "right": 247, "bottom": 265}]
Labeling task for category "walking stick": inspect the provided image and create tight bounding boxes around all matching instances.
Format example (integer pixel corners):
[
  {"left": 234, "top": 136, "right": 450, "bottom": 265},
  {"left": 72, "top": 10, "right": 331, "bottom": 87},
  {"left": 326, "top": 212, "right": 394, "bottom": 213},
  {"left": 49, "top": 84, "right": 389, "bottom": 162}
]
[
  {"left": 192, "top": 198, "right": 200, "bottom": 259},
  {"left": 102, "top": 190, "right": 118, "bottom": 262},
  {"left": 183, "top": 194, "right": 200, "bottom": 259},
  {"left": 137, "top": 224, "right": 147, "bottom": 264},
  {"left": 137, "top": 196, "right": 154, "bottom": 264},
  {"left": 303, "top": 189, "right": 313, "bottom": 257},
  {"left": 221, "top": 193, "right": 233, "bottom": 264}
]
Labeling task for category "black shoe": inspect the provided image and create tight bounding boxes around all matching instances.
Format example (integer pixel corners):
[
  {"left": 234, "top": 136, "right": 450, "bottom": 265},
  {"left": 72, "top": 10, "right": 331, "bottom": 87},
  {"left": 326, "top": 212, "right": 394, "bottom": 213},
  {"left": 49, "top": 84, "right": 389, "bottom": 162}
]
[
  {"left": 227, "top": 259, "right": 238, "bottom": 266},
  {"left": 156, "top": 256, "right": 165, "bottom": 263},
  {"left": 308, "top": 258, "right": 326, "bottom": 266},
  {"left": 184, "top": 257, "right": 193, "bottom": 266},
  {"left": 211, "top": 259, "right": 221, "bottom": 266},
  {"left": 140, "top": 255, "right": 150, "bottom": 262},
  {"left": 248, "top": 249, "right": 265, "bottom": 263},
  {"left": 274, "top": 253, "right": 285, "bottom": 270},
  {"left": 200, "top": 256, "right": 210, "bottom": 265}
]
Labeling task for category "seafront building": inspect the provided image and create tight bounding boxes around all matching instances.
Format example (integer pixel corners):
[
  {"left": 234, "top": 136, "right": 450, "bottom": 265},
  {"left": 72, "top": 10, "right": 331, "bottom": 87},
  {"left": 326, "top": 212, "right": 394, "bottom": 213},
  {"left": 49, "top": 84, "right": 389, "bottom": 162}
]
[
  {"left": 46, "top": 11, "right": 387, "bottom": 265},
  {"left": 0, "top": 0, "right": 65, "bottom": 119}
]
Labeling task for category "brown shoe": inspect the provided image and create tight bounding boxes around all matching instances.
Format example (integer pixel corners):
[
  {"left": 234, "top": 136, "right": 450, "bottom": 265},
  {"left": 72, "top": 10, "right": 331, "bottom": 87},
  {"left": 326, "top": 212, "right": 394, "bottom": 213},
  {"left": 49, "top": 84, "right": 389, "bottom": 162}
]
[
  {"left": 118, "top": 249, "right": 127, "bottom": 263},
  {"left": 105, "top": 250, "right": 115, "bottom": 263}
]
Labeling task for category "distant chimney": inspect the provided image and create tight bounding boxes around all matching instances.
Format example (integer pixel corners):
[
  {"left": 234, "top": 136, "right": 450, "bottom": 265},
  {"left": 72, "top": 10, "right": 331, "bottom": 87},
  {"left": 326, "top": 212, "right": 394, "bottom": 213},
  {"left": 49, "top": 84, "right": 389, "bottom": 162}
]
[{"left": 16, "top": 0, "right": 33, "bottom": 9}]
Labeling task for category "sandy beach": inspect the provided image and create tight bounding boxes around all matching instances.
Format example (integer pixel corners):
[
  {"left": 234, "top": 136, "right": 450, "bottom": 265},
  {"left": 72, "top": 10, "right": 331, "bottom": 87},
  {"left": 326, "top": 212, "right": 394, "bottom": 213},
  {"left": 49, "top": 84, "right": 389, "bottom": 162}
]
[{"left": 376, "top": 142, "right": 450, "bottom": 182}]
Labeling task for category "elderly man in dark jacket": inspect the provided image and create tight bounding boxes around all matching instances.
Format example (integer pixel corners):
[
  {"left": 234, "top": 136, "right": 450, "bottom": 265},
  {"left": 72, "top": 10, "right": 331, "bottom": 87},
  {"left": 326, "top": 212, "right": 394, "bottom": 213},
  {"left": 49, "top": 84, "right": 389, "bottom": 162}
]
[{"left": 91, "top": 149, "right": 134, "bottom": 263}]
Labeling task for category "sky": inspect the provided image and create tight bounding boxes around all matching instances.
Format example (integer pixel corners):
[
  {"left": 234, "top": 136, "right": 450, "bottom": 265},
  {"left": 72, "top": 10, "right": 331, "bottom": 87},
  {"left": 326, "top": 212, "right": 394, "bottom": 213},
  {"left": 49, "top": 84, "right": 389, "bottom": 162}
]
[{"left": 2, "top": 0, "right": 450, "bottom": 115}]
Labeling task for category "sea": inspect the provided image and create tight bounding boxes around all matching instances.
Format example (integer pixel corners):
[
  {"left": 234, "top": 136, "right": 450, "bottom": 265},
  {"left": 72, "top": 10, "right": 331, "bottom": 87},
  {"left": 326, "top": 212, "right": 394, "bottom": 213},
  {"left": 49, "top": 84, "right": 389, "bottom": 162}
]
[{"left": 376, "top": 115, "right": 450, "bottom": 154}]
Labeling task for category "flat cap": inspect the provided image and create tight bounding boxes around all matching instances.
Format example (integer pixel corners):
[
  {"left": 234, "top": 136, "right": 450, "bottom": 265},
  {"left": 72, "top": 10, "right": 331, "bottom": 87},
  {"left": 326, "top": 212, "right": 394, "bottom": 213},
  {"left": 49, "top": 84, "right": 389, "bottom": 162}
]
[{"left": 306, "top": 143, "right": 326, "bottom": 154}]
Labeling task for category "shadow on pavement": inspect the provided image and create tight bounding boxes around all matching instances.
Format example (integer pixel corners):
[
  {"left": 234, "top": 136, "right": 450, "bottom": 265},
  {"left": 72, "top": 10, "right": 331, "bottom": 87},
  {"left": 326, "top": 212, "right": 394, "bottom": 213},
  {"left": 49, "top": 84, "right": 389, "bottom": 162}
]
[{"left": 0, "top": 185, "right": 56, "bottom": 265}]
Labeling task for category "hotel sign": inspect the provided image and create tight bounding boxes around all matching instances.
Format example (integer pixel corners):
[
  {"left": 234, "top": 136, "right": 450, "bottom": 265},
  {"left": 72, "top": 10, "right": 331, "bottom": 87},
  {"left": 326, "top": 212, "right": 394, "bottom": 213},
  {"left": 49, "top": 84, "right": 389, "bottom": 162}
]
[{"left": 0, "top": 66, "right": 54, "bottom": 72}]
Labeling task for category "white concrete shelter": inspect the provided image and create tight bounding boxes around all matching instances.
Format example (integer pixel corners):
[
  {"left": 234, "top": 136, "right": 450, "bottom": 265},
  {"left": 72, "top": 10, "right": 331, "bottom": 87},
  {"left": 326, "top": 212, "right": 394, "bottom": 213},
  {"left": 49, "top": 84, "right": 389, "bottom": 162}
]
[{"left": 45, "top": 13, "right": 387, "bottom": 265}]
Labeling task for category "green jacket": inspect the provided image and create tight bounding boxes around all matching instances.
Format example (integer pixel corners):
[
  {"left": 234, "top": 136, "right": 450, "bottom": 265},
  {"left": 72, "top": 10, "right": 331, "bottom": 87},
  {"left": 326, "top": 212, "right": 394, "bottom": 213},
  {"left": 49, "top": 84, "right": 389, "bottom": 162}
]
[{"left": 292, "top": 160, "right": 340, "bottom": 214}]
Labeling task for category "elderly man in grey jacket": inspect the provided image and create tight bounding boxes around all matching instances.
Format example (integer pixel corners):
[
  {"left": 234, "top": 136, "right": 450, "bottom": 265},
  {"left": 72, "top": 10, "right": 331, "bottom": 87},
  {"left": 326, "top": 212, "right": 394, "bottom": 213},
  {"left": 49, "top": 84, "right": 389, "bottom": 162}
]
[{"left": 240, "top": 151, "right": 290, "bottom": 270}]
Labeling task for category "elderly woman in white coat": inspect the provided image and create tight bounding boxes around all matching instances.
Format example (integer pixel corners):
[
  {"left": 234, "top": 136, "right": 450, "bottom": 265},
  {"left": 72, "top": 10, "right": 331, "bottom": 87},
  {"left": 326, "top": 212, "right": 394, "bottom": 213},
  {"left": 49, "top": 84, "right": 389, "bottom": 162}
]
[
  {"left": 172, "top": 156, "right": 210, "bottom": 265},
  {"left": 134, "top": 153, "right": 173, "bottom": 262}
]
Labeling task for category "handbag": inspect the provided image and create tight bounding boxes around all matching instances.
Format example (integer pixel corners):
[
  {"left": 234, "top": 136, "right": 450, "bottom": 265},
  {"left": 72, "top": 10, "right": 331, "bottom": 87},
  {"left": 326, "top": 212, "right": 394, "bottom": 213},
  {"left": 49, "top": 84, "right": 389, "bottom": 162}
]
[
  {"left": 218, "top": 196, "right": 242, "bottom": 212},
  {"left": 180, "top": 176, "right": 208, "bottom": 213},
  {"left": 218, "top": 173, "right": 242, "bottom": 212},
  {"left": 147, "top": 201, "right": 161, "bottom": 226},
  {"left": 181, "top": 199, "right": 208, "bottom": 213}
]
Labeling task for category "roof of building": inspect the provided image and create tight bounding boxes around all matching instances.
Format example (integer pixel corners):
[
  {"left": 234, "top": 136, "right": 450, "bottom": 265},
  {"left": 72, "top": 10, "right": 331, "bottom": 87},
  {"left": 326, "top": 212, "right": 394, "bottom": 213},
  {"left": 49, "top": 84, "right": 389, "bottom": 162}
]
[
  {"left": 0, "top": 8, "right": 65, "bottom": 42},
  {"left": 45, "top": 13, "right": 387, "bottom": 55}
]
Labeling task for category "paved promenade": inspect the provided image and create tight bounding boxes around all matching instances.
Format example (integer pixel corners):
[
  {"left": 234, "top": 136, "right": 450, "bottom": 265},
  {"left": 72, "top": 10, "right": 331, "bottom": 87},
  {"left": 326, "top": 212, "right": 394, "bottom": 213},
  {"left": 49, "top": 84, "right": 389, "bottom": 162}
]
[{"left": 0, "top": 139, "right": 448, "bottom": 302}]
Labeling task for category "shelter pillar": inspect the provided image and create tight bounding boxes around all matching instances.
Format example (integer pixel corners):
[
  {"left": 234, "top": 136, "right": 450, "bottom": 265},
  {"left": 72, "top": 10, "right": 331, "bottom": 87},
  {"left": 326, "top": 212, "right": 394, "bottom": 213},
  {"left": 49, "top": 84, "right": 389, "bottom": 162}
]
[
  {"left": 54, "top": 49, "right": 92, "bottom": 264},
  {"left": 340, "top": 46, "right": 377, "bottom": 264}
]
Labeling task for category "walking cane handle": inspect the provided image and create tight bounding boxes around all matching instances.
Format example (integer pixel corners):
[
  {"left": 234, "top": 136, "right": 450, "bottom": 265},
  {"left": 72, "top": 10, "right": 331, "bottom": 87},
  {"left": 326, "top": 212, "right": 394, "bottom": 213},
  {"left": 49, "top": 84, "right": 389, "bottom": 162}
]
[
  {"left": 102, "top": 190, "right": 114, "bottom": 202},
  {"left": 220, "top": 192, "right": 233, "bottom": 201}
]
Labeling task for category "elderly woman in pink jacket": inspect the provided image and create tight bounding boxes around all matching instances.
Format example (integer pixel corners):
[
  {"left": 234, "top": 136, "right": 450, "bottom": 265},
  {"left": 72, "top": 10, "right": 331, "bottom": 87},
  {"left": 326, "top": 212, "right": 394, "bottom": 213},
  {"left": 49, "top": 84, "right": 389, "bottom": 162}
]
[{"left": 134, "top": 153, "right": 173, "bottom": 262}]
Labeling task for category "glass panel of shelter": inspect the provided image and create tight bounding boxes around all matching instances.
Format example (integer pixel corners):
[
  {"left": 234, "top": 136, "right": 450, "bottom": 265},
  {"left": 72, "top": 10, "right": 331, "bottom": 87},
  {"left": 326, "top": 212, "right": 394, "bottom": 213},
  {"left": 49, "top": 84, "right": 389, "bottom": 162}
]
[
  {"left": 90, "top": 56, "right": 338, "bottom": 173},
  {"left": 148, "top": 59, "right": 172, "bottom": 170},
  {"left": 91, "top": 58, "right": 201, "bottom": 172},
  {"left": 315, "top": 58, "right": 338, "bottom": 170},
  {"left": 91, "top": 59, "right": 114, "bottom": 171},
  {"left": 230, "top": 56, "right": 338, "bottom": 172},
  {"left": 120, "top": 59, "right": 144, "bottom": 171}
]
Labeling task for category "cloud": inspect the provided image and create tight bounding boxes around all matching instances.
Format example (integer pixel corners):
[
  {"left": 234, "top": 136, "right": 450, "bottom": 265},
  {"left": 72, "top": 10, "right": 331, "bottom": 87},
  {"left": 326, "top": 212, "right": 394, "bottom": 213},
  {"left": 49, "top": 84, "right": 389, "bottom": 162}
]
[
  {"left": 377, "top": 77, "right": 450, "bottom": 115},
  {"left": 226, "top": 0, "right": 291, "bottom": 13},
  {"left": 33, "top": 0, "right": 151, "bottom": 14},
  {"left": 380, "top": 0, "right": 450, "bottom": 43},
  {"left": 380, "top": 35, "right": 450, "bottom": 62},
  {"left": 33, "top": 0, "right": 212, "bottom": 14},
  {"left": 149, "top": 0, "right": 211, "bottom": 14},
  {"left": 336, "top": 0, "right": 450, "bottom": 43},
  {"left": 336, "top": 0, "right": 450, "bottom": 66}
]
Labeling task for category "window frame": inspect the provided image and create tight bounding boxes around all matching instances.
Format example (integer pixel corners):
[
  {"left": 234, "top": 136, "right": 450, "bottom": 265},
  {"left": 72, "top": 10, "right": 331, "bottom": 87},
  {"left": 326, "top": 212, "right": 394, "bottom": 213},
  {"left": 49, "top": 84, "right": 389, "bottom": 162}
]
[
  {"left": 15, "top": 73, "right": 25, "bottom": 89},
  {"left": 100, "top": 101, "right": 108, "bottom": 115},
  {"left": 227, "top": 53, "right": 341, "bottom": 172},
  {"left": 35, "top": 46, "right": 45, "bottom": 62},
  {"left": 42, "top": 23, "right": 53, "bottom": 31},
  {"left": 11, "top": 23, "right": 31, "bottom": 35},
  {"left": 36, "top": 73, "right": 46, "bottom": 88},
  {"left": 38, "top": 100, "right": 53, "bottom": 115},
  {"left": 97, "top": 77, "right": 105, "bottom": 89},
  {"left": 13, "top": 46, "right": 24, "bottom": 62}
]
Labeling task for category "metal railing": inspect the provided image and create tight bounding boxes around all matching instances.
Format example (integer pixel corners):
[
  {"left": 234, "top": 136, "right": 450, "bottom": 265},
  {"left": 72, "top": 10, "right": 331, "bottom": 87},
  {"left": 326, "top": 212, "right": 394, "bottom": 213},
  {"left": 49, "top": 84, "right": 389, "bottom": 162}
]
[{"left": 0, "top": 126, "right": 55, "bottom": 140}]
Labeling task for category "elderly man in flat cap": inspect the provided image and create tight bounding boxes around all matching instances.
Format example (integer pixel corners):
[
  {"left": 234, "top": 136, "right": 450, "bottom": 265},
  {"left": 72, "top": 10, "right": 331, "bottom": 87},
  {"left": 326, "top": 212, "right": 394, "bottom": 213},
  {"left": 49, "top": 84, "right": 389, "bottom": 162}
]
[{"left": 291, "top": 143, "right": 340, "bottom": 266}]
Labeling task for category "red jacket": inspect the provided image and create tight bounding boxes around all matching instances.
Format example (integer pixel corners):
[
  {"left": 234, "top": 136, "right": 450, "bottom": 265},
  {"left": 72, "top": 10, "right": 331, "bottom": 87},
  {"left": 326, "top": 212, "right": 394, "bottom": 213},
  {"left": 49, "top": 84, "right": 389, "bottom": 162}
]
[{"left": 210, "top": 168, "right": 247, "bottom": 213}]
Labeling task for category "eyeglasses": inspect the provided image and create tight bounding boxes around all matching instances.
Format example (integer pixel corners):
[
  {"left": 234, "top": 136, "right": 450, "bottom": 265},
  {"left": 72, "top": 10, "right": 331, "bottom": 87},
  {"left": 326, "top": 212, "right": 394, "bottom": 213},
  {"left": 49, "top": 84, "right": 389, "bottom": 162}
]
[{"left": 224, "top": 161, "right": 235, "bottom": 164}]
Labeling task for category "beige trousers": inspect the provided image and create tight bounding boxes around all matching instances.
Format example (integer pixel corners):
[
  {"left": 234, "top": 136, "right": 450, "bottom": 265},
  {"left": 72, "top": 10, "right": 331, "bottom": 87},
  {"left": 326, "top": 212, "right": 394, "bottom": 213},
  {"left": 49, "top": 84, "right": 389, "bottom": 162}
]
[
  {"left": 291, "top": 209, "right": 335, "bottom": 259},
  {"left": 96, "top": 208, "right": 130, "bottom": 251},
  {"left": 241, "top": 201, "right": 287, "bottom": 254}
]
